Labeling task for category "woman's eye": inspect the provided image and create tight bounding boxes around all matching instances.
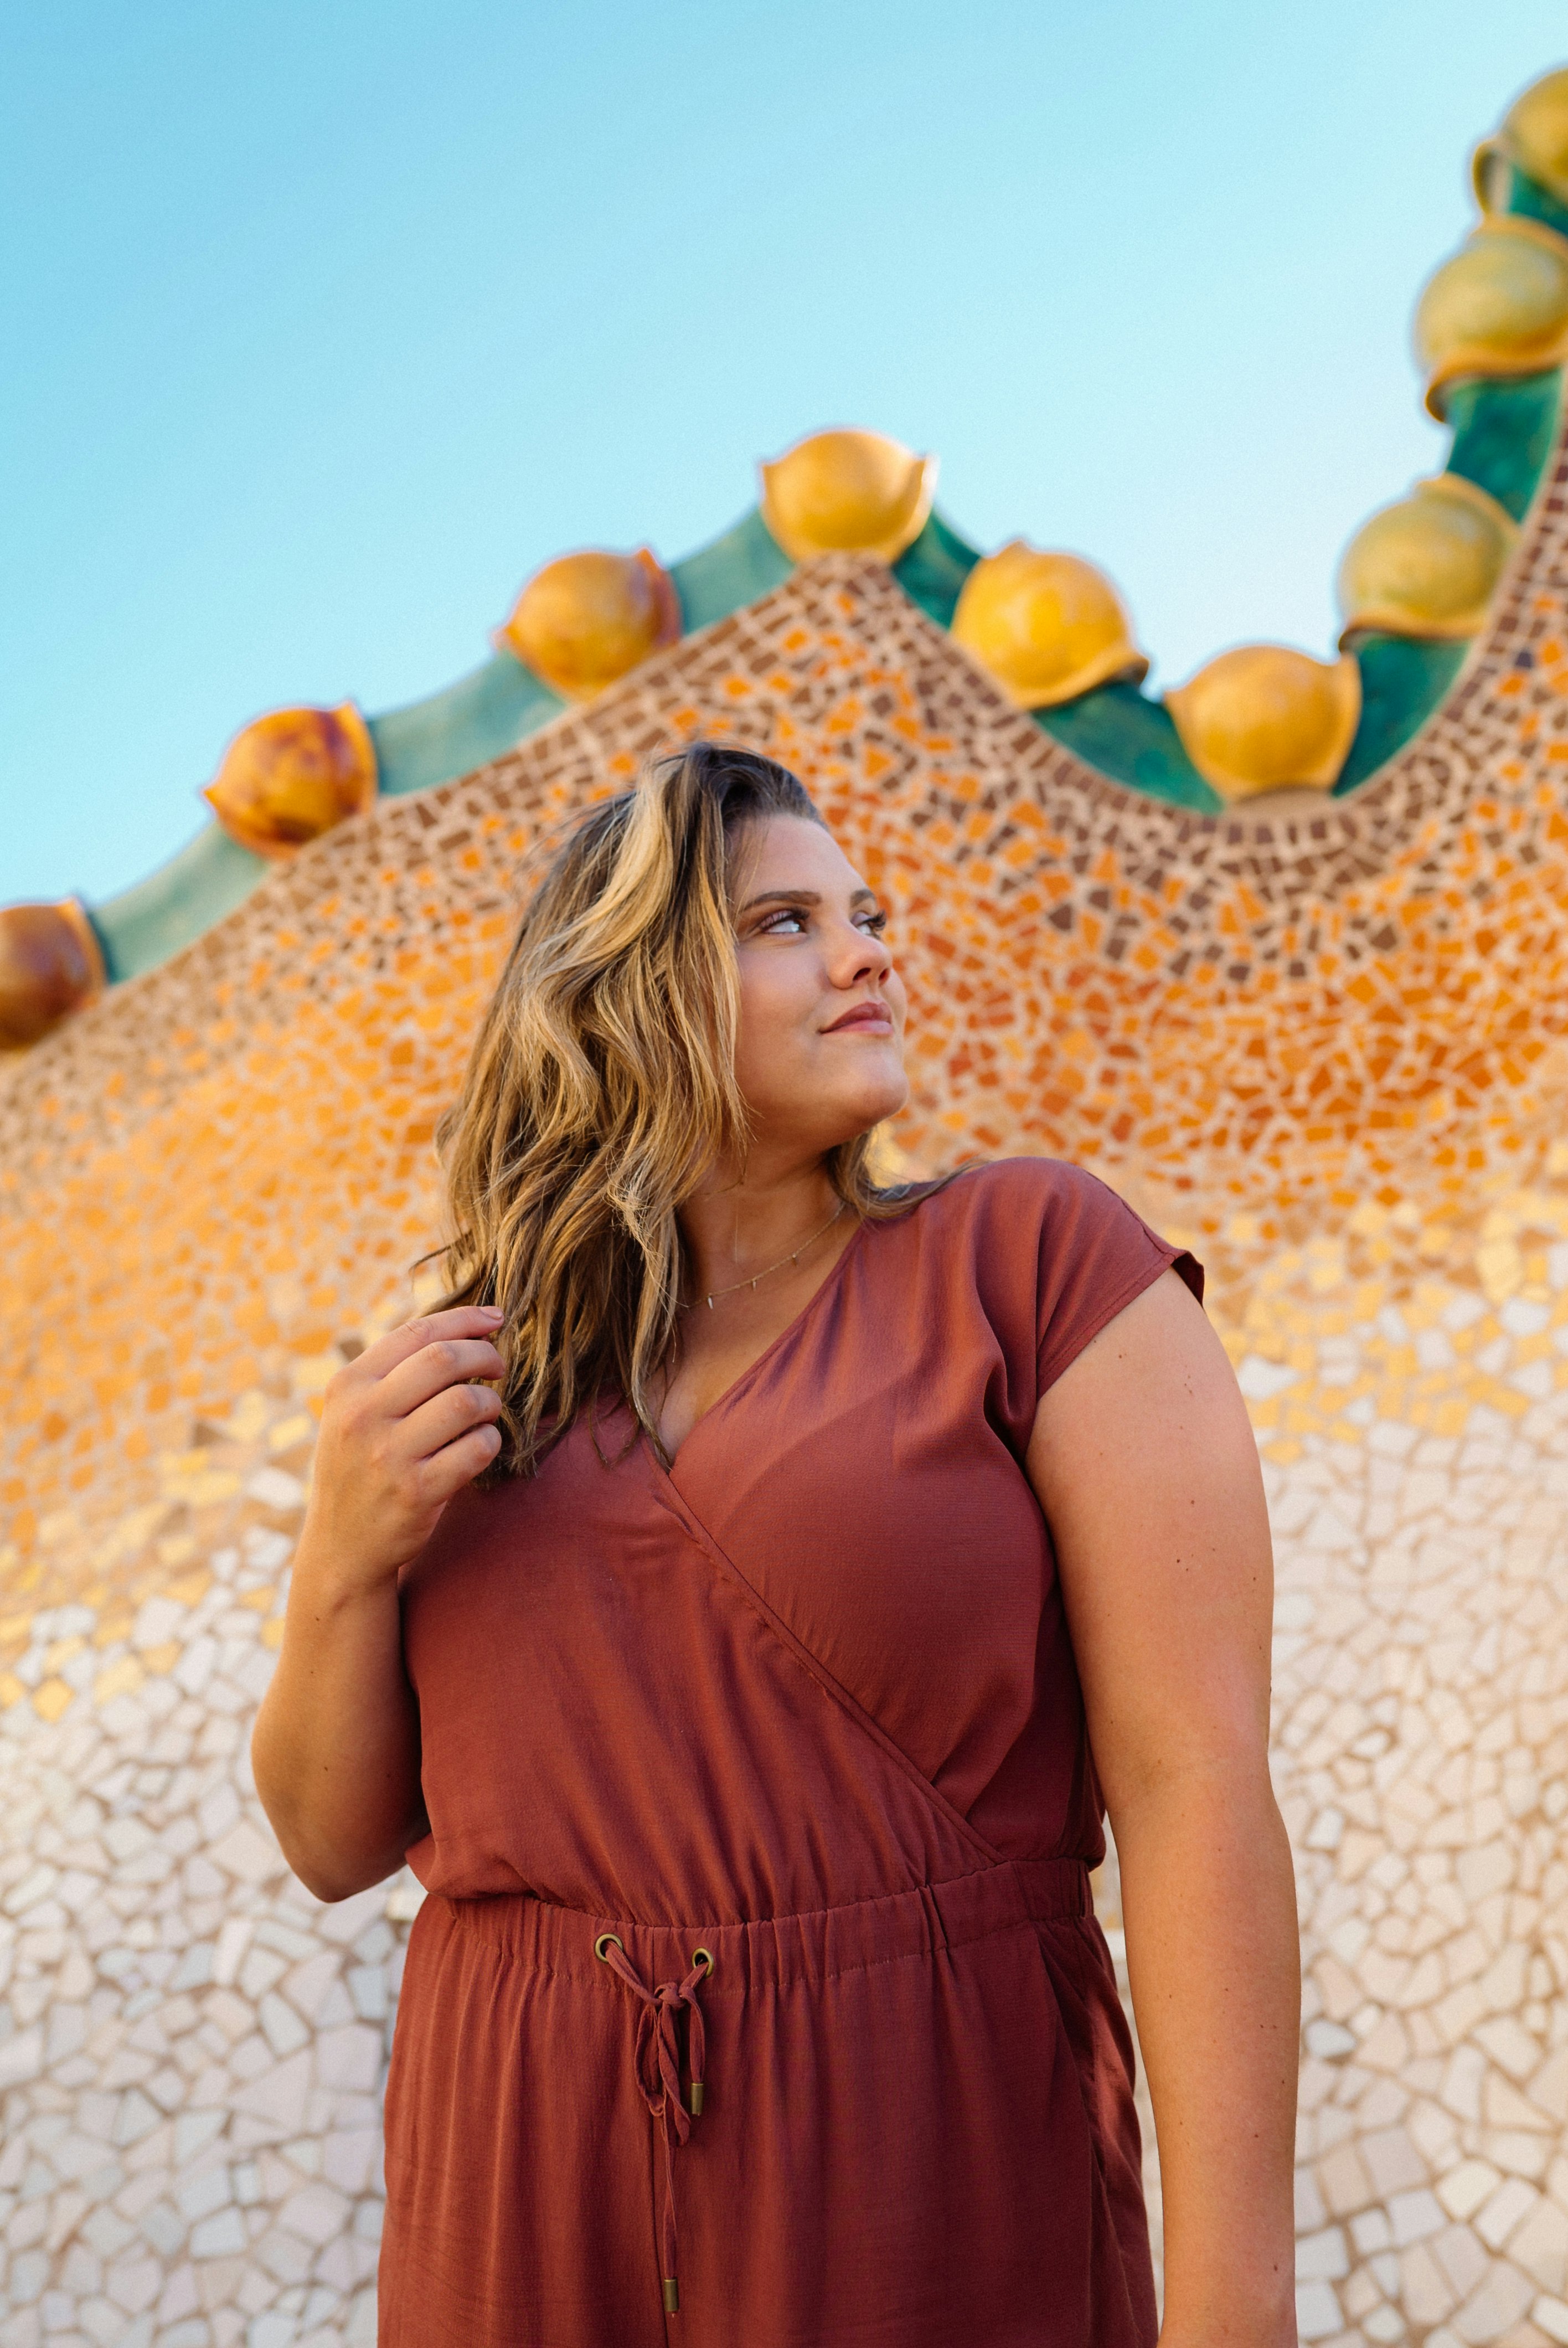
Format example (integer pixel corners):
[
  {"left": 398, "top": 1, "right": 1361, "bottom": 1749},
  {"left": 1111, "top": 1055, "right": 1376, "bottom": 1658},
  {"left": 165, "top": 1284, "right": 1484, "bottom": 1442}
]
[{"left": 752, "top": 905, "right": 887, "bottom": 937}]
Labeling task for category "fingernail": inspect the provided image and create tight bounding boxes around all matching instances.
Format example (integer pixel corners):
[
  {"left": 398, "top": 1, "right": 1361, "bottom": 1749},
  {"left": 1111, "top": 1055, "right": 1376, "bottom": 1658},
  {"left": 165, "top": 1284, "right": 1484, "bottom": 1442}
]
[{"left": 481, "top": 1306, "right": 506, "bottom": 1321}]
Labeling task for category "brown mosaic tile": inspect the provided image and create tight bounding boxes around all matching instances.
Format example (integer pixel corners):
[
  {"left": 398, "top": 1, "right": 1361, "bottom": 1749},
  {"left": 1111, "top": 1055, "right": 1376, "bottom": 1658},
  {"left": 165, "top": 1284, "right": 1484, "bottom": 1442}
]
[{"left": 4, "top": 393, "right": 1568, "bottom": 2346}]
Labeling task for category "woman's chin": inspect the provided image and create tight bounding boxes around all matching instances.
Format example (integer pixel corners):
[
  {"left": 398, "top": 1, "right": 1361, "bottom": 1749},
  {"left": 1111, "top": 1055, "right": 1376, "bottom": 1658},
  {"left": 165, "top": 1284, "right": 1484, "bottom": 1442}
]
[
  {"left": 748, "top": 1069, "right": 911, "bottom": 1156},
  {"left": 837, "top": 1072, "right": 911, "bottom": 1141}
]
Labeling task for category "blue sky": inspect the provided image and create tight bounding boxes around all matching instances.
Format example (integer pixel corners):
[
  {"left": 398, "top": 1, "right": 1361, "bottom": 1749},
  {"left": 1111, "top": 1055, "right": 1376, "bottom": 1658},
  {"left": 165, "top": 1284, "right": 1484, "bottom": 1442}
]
[{"left": 3, "top": 1, "right": 1565, "bottom": 905}]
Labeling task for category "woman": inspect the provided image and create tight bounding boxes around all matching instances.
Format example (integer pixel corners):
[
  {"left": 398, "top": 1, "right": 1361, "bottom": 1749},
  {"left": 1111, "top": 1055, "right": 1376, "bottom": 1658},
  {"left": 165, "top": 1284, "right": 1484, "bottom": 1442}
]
[{"left": 254, "top": 743, "right": 1299, "bottom": 2348}]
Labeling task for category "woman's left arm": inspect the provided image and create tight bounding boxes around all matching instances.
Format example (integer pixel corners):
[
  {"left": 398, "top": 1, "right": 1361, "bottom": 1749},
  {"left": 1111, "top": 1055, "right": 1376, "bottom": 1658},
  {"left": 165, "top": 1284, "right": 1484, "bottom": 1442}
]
[{"left": 1027, "top": 1266, "right": 1299, "bottom": 2348}]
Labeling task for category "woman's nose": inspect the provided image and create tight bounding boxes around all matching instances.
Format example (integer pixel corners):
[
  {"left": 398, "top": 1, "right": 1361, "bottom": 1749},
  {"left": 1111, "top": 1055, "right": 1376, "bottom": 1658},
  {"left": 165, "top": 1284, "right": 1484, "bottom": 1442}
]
[{"left": 831, "top": 919, "right": 891, "bottom": 986}]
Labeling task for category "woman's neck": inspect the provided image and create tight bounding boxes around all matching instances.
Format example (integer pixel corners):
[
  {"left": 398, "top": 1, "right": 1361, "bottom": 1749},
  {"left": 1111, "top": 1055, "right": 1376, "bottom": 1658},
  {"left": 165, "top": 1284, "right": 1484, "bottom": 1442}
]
[{"left": 676, "top": 1155, "right": 841, "bottom": 1305}]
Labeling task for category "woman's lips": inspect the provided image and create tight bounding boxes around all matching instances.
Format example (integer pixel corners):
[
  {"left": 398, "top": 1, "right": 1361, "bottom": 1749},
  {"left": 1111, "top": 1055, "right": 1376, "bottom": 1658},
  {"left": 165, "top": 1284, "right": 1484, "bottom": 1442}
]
[{"left": 823, "top": 1002, "right": 894, "bottom": 1034}]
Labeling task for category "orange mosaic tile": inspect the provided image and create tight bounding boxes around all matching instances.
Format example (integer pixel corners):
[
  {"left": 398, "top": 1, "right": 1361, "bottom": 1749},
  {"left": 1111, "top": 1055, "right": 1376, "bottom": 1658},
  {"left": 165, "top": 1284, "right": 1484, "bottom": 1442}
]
[
  {"left": 3, "top": 402, "right": 1568, "bottom": 2348},
  {"left": 3, "top": 426, "right": 1567, "bottom": 1592}
]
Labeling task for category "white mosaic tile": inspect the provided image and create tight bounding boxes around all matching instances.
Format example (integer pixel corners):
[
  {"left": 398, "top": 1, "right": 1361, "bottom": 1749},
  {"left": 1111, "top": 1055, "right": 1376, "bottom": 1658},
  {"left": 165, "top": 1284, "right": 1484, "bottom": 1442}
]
[{"left": 0, "top": 1523, "right": 410, "bottom": 2347}]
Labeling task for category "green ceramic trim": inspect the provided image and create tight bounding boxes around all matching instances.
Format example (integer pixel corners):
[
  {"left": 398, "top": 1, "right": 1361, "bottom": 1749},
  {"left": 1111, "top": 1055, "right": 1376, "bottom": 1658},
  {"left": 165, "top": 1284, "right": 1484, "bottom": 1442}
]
[
  {"left": 1331, "top": 364, "right": 1564, "bottom": 799},
  {"left": 891, "top": 510, "right": 982, "bottom": 628},
  {"left": 1445, "top": 369, "right": 1564, "bottom": 521},
  {"left": 1497, "top": 160, "right": 1568, "bottom": 245},
  {"left": 64, "top": 275, "right": 1568, "bottom": 985},
  {"left": 890, "top": 512, "right": 1227, "bottom": 810},
  {"left": 92, "top": 823, "right": 271, "bottom": 984},
  {"left": 1333, "top": 635, "right": 1472, "bottom": 795},
  {"left": 92, "top": 657, "right": 567, "bottom": 978},
  {"left": 1035, "top": 683, "right": 1224, "bottom": 815},
  {"left": 89, "top": 511, "right": 800, "bottom": 980},
  {"left": 373, "top": 652, "right": 565, "bottom": 799},
  {"left": 671, "top": 506, "right": 795, "bottom": 632}
]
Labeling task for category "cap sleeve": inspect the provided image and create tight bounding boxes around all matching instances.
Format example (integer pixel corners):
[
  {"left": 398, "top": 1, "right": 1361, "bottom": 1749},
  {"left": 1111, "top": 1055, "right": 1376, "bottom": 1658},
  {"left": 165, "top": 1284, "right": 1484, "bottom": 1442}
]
[
  {"left": 936, "top": 1160, "right": 1204, "bottom": 1448},
  {"left": 1028, "top": 1168, "right": 1203, "bottom": 1402}
]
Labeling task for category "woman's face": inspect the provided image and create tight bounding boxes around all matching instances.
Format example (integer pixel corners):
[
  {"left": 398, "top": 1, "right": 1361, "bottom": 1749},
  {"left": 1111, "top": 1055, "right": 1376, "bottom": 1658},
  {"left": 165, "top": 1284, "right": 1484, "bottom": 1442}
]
[{"left": 729, "top": 814, "right": 910, "bottom": 1156}]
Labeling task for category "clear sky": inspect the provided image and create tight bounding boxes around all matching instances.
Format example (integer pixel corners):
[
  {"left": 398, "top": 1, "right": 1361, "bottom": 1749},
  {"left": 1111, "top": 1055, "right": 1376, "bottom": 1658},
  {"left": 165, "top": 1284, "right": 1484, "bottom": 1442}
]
[{"left": 3, "top": 1, "right": 1565, "bottom": 905}]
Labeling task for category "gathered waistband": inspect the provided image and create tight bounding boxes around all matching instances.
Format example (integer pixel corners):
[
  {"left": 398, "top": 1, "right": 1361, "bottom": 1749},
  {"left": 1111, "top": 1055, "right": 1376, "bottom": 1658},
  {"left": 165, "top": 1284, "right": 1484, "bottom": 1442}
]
[
  {"left": 442, "top": 1855, "right": 1092, "bottom": 1994},
  {"left": 434, "top": 1856, "right": 1097, "bottom": 2318}
]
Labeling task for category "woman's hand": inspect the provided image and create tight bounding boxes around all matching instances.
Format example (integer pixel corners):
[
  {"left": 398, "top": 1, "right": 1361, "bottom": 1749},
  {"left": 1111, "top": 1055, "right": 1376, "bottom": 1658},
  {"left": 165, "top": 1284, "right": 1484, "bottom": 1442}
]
[
  {"left": 300, "top": 1305, "right": 507, "bottom": 1600},
  {"left": 251, "top": 1304, "right": 506, "bottom": 1901}
]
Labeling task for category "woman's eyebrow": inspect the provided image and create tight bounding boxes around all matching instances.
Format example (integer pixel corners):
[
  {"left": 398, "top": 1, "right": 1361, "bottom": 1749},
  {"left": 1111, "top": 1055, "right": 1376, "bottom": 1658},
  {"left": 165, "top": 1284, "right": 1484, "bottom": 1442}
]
[
  {"left": 736, "top": 887, "right": 821, "bottom": 914},
  {"left": 736, "top": 887, "right": 879, "bottom": 914}
]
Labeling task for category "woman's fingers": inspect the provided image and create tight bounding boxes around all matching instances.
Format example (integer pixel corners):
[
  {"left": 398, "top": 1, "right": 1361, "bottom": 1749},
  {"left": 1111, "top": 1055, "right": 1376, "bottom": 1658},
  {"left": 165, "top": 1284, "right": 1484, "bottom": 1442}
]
[
  {"left": 400, "top": 1381, "right": 504, "bottom": 1466},
  {"left": 379, "top": 1336, "right": 506, "bottom": 1418},
  {"left": 294, "top": 1309, "right": 508, "bottom": 1599},
  {"left": 353, "top": 1307, "right": 505, "bottom": 1386},
  {"left": 416, "top": 1420, "right": 503, "bottom": 1501}
]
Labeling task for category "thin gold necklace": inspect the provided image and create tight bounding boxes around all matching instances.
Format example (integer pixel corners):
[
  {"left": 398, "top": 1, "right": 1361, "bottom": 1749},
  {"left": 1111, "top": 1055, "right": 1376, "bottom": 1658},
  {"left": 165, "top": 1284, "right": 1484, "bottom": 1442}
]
[{"left": 682, "top": 1201, "right": 847, "bottom": 1311}]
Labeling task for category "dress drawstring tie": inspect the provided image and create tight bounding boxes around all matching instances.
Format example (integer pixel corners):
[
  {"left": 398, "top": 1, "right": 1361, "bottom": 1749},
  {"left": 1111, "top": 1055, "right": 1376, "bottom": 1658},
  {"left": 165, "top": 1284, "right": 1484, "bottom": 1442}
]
[{"left": 595, "top": 1933, "right": 713, "bottom": 2314}]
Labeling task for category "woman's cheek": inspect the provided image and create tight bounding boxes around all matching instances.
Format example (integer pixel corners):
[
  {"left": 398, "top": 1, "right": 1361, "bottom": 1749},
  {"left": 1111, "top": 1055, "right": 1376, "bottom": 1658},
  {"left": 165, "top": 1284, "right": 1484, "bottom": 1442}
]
[
  {"left": 737, "top": 966, "right": 792, "bottom": 1051},
  {"left": 734, "top": 979, "right": 803, "bottom": 1105}
]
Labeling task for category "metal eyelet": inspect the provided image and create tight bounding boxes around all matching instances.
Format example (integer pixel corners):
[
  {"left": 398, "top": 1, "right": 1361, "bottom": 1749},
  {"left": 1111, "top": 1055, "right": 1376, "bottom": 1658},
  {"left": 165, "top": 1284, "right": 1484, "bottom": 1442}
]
[
  {"left": 690, "top": 1945, "right": 714, "bottom": 1976},
  {"left": 594, "top": 1932, "right": 624, "bottom": 1962}
]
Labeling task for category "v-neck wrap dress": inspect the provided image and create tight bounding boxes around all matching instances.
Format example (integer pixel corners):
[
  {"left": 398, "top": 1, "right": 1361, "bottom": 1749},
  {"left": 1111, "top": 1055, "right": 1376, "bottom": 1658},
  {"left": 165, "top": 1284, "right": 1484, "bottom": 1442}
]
[{"left": 381, "top": 1158, "right": 1203, "bottom": 2347}]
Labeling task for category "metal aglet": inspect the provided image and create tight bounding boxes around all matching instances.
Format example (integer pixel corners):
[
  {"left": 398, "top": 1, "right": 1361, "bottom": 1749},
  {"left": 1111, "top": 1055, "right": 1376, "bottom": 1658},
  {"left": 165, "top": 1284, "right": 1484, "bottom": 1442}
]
[
  {"left": 689, "top": 2081, "right": 704, "bottom": 2116},
  {"left": 663, "top": 2278, "right": 680, "bottom": 2313}
]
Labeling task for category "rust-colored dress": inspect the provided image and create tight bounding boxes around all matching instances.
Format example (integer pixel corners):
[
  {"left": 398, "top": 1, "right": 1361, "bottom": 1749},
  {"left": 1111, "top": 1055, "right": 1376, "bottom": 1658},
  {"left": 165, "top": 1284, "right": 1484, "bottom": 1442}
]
[{"left": 382, "top": 1158, "right": 1202, "bottom": 2347}]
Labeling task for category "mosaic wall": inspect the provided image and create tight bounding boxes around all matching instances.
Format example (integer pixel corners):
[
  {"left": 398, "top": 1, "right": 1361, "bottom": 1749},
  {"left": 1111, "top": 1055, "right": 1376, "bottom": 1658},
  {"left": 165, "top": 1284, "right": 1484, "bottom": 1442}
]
[{"left": 4, "top": 397, "right": 1568, "bottom": 2347}]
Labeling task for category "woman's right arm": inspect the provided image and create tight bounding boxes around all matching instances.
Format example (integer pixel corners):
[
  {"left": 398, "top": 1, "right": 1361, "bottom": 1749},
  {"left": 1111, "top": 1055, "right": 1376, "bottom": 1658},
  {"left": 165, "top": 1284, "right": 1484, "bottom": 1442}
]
[{"left": 251, "top": 1305, "right": 507, "bottom": 1902}]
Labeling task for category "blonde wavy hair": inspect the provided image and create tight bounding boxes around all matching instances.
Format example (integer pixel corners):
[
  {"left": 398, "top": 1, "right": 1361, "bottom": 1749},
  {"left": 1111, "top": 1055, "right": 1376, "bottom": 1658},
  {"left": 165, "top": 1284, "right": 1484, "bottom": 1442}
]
[{"left": 435, "top": 743, "right": 918, "bottom": 1472}]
